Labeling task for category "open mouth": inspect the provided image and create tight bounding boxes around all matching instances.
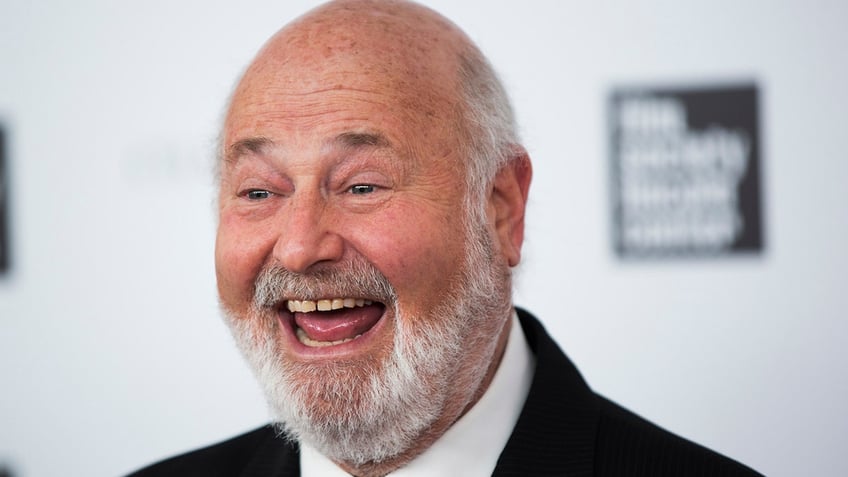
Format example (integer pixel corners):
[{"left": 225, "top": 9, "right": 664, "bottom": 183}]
[{"left": 285, "top": 298, "right": 386, "bottom": 348}]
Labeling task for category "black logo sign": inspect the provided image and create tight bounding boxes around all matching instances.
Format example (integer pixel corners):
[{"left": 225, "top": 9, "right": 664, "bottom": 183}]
[{"left": 610, "top": 84, "right": 763, "bottom": 257}]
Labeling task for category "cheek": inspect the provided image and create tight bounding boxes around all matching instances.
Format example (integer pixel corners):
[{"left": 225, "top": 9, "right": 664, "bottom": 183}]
[
  {"left": 349, "top": 207, "right": 465, "bottom": 306},
  {"left": 215, "top": 214, "right": 273, "bottom": 311}
]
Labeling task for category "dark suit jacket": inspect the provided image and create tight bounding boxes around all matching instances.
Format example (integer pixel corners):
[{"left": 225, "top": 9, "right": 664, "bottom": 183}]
[{"left": 128, "top": 309, "right": 763, "bottom": 476}]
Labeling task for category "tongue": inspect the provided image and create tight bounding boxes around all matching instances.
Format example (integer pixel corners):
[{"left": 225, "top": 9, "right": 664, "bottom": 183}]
[{"left": 294, "top": 304, "right": 383, "bottom": 342}]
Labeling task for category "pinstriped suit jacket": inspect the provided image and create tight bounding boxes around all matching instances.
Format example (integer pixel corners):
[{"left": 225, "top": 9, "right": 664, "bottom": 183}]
[{"left": 128, "top": 309, "right": 763, "bottom": 476}]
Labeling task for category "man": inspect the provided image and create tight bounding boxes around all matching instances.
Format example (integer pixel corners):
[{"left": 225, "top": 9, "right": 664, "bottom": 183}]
[{"left": 130, "top": 1, "right": 762, "bottom": 476}]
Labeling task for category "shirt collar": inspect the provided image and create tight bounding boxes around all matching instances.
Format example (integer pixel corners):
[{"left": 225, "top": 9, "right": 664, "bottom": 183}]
[{"left": 301, "top": 311, "right": 535, "bottom": 476}]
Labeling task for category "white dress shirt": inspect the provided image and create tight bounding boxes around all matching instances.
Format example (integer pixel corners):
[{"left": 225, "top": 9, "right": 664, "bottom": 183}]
[{"left": 301, "top": 312, "right": 535, "bottom": 476}]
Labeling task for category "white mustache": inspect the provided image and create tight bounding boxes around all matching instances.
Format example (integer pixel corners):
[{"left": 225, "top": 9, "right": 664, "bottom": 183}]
[{"left": 253, "top": 258, "right": 397, "bottom": 309}]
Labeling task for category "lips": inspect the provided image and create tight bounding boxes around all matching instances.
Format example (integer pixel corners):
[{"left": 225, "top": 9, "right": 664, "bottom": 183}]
[{"left": 286, "top": 298, "right": 385, "bottom": 347}]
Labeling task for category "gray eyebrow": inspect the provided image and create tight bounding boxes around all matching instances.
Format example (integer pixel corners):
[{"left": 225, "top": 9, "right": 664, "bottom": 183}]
[
  {"left": 334, "top": 131, "right": 390, "bottom": 149},
  {"left": 225, "top": 137, "right": 275, "bottom": 164},
  {"left": 224, "top": 132, "right": 390, "bottom": 166}
]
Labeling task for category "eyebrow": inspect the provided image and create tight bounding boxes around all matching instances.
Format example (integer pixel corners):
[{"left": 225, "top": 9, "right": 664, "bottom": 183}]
[
  {"left": 225, "top": 136, "right": 275, "bottom": 164},
  {"left": 333, "top": 131, "right": 390, "bottom": 150},
  {"left": 224, "top": 131, "right": 391, "bottom": 165}
]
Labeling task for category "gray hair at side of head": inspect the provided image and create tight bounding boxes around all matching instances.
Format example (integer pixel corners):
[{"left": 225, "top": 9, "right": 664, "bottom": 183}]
[{"left": 455, "top": 46, "right": 522, "bottom": 220}]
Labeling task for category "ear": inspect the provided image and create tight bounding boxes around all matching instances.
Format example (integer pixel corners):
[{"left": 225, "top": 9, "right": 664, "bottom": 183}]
[{"left": 488, "top": 149, "right": 532, "bottom": 267}]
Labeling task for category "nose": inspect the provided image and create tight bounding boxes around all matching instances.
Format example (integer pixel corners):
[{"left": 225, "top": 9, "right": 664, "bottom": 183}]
[{"left": 272, "top": 190, "right": 344, "bottom": 273}]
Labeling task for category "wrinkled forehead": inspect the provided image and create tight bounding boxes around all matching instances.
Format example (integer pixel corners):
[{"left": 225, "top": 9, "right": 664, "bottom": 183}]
[{"left": 223, "top": 1, "right": 470, "bottom": 142}]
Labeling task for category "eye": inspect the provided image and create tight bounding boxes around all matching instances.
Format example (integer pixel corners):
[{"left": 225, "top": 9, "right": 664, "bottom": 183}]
[
  {"left": 245, "top": 189, "right": 271, "bottom": 200},
  {"left": 349, "top": 184, "right": 376, "bottom": 195}
]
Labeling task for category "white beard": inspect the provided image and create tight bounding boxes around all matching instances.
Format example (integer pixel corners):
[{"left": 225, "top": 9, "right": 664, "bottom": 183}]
[{"left": 222, "top": 219, "right": 512, "bottom": 466}]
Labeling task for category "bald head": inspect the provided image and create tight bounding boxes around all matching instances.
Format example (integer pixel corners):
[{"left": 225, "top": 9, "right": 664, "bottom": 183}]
[
  {"left": 277, "top": 0, "right": 471, "bottom": 76},
  {"left": 227, "top": 1, "right": 467, "bottom": 138}
]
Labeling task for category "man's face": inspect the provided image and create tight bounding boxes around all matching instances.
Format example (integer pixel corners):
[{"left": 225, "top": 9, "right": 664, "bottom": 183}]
[{"left": 214, "top": 21, "right": 514, "bottom": 467}]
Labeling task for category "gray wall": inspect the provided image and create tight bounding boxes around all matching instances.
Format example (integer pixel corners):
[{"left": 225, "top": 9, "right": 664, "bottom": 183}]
[{"left": 1, "top": 1, "right": 846, "bottom": 476}]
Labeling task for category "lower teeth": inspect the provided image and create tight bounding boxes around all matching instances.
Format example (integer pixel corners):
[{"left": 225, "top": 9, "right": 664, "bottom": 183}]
[{"left": 296, "top": 328, "right": 362, "bottom": 348}]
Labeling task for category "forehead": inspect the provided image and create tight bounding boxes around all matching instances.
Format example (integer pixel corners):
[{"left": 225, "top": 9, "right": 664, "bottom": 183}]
[
  {"left": 223, "top": 81, "right": 460, "bottom": 173},
  {"left": 223, "top": 130, "right": 393, "bottom": 169},
  {"left": 223, "top": 6, "right": 467, "bottom": 155}
]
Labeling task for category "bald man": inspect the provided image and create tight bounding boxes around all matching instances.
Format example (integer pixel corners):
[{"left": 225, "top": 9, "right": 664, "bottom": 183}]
[{"left": 129, "top": 1, "right": 762, "bottom": 476}]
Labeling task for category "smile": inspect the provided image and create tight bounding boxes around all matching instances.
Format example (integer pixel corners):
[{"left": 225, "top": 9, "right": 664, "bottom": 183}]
[
  {"left": 286, "top": 298, "right": 374, "bottom": 313},
  {"left": 285, "top": 298, "right": 385, "bottom": 349}
]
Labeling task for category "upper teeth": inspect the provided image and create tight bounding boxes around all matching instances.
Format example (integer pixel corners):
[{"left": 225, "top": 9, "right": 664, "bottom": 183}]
[{"left": 287, "top": 298, "right": 373, "bottom": 313}]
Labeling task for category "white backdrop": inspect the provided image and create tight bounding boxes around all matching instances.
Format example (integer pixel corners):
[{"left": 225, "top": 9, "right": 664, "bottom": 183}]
[{"left": 1, "top": 1, "right": 846, "bottom": 476}]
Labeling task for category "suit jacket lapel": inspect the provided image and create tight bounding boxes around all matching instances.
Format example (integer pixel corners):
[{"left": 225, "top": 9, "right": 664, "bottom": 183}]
[
  {"left": 492, "top": 309, "right": 600, "bottom": 476},
  {"left": 240, "top": 429, "right": 301, "bottom": 477}
]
